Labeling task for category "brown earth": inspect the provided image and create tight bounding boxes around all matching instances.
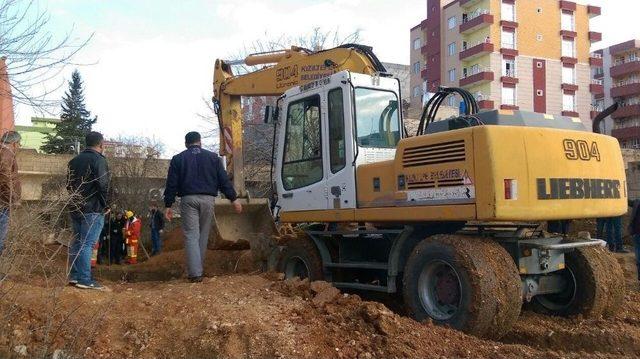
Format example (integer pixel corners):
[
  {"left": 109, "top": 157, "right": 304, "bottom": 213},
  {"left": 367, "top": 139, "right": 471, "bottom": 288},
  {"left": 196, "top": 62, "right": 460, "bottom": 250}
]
[{"left": 2, "top": 224, "right": 640, "bottom": 358}]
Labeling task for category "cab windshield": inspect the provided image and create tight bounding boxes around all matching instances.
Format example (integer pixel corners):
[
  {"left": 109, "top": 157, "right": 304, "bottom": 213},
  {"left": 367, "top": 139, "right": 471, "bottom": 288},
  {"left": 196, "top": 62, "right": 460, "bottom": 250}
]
[{"left": 354, "top": 88, "right": 401, "bottom": 148}]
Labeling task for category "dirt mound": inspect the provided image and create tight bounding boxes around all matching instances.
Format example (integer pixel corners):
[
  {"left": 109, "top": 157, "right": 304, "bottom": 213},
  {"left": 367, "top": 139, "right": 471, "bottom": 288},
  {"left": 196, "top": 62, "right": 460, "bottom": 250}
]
[
  {"left": 161, "top": 227, "right": 184, "bottom": 252},
  {"left": 96, "top": 249, "right": 259, "bottom": 282}
]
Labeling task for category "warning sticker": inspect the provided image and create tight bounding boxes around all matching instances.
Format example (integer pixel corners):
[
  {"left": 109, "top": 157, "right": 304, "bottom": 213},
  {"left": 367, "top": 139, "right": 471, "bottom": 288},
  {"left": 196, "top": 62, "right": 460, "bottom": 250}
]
[{"left": 407, "top": 186, "right": 476, "bottom": 202}]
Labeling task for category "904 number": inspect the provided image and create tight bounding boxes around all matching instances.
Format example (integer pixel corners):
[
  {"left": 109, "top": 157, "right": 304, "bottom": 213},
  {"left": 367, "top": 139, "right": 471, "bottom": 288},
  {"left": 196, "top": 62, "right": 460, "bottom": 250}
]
[{"left": 563, "top": 139, "right": 601, "bottom": 162}]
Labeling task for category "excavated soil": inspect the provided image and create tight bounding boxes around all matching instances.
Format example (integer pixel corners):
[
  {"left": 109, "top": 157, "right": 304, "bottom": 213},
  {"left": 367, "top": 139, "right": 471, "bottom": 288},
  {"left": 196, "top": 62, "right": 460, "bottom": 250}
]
[{"left": 2, "top": 224, "right": 640, "bottom": 358}]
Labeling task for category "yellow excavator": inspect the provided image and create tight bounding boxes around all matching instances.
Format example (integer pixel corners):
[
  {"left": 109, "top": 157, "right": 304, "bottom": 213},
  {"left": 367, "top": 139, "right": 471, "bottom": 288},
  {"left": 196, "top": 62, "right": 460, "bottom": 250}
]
[{"left": 212, "top": 44, "right": 627, "bottom": 339}]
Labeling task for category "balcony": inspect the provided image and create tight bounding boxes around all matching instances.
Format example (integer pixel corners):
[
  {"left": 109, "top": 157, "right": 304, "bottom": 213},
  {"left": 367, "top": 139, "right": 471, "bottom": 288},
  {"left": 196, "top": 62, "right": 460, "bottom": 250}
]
[
  {"left": 460, "top": 12, "right": 494, "bottom": 34},
  {"left": 612, "top": 82, "right": 640, "bottom": 98},
  {"left": 589, "top": 53, "right": 603, "bottom": 67},
  {"left": 478, "top": 100, "right": 494, "bottom": 110},
  {"left": 562, "top": 83, "right": 579, "bottom": 92},
  {"left": 612, "top": 104, "right": 640, "bottom": 120},
  {"left": 459, "top": 41, "right": 494, "bottom": 61},
  {"left": 501, "top": 70, "right": 518, "bottom": 84},
  {"left": 589, "top": 31, "right": 602, "bottom": 43},
  {"left": 610, "top": 59, "right": 640, "bottom": 78},
  {"left": 460, "top": 70, "right": 494, "bottom": 87},
  {"left": 588, "top": 5, "right": 601, "bottom": 18},
  {"left": 559, "top": 1, "right": 577, "bottom": 11},
  {"left": 590, "top": 79, "right": 604, "bottom": 94},
  {"left": 561, "top": 56, "right": 578, "bottom": 65},
  {"left": 562, "top": 110, "right": 580, "bottom": 118},
  {"left": 590, "top": 109, "right": 601, "bottom": 119},
  {"left": 612, "top": 126, "right": 640, "bottom": 141},
  {"left": 501, "top": 104, "right": 520, "bottom": 110},
  {"left": 500, "top": 20, "right": 518, "bottom": 28},
  {"left": 610, "top": 40, "right": 640, "bottom": 56},
  {"left": 460, "top": 0, "right": 482, "bottom": 9},
  {"left": 560, "top": 30, "right": 577, "bottom": 38},
  {"left": 500, "top": 42, "right": 518, "bottom": 57}
]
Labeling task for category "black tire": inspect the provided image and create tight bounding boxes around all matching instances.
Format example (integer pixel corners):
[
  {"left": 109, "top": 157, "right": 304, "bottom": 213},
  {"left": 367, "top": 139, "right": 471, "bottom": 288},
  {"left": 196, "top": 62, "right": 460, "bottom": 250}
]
[
  {"left": 402, "top": 235, "right": 521, "bottom": 339},
  {"left": 277, "top": 233, "right": 323, "bottom": 281},
  {"left": 530, "top": 245, "right": 625, "bottom": 318}
]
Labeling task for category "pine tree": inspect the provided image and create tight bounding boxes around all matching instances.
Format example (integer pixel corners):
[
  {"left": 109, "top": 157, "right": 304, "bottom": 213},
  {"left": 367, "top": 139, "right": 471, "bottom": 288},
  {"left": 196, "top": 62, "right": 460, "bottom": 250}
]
[{"left": 42, "top": 70, "right": 97, "bottom": 154}]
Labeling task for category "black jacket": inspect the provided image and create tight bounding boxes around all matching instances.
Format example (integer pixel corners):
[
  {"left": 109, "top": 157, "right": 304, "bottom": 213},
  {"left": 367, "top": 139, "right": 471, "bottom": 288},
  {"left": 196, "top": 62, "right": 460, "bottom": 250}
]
[
  {"left": 149, "top": 209, "right": 164, "bottom": 230},
  {"left": 67, "top": 148, "right": 110, "bottom": 215},
  {"left": 164, "top": 145, "right": 237, "bottom": 207}
]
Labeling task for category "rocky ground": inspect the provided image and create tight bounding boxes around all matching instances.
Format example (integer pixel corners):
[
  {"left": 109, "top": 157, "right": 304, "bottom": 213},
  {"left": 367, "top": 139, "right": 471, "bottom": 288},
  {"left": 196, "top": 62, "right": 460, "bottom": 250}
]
[{"left": 1, "top": 227, "right": 640, "bottom": 358}]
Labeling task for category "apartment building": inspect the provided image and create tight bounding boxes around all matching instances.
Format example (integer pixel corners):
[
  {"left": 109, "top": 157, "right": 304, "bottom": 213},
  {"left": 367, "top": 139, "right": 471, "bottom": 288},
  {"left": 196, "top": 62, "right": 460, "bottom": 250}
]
[
  {"left": 591, "top": 40, "right": 640, "bottom": 148},
  {"left": 409, "top": 0, "right": 601, "bottom": 126}
]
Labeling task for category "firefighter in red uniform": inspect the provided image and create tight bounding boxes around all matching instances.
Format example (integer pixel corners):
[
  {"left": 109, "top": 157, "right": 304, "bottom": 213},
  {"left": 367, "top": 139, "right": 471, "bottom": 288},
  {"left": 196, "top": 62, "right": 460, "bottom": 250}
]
[{"left": 124, "top": 211, "right": 142, "bottom": 264}]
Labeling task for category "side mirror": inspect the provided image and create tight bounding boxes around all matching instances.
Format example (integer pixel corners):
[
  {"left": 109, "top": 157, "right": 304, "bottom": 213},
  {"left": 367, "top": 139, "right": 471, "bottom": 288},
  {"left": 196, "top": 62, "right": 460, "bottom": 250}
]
[{"left": 264, "top": 106, "right": 275, "bottom": 124}]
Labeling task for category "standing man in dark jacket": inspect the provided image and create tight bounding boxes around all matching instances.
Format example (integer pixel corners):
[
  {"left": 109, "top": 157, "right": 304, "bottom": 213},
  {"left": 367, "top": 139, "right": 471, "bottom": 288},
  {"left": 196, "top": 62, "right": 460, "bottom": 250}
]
[
  {"left": 164, "top": 131, "right": 242, "bottom": 282},
  {"left": 109, "top": 211, "right": 126, "bottom": 264},
  {"left": 148, "top": 203, "right": 164, "bottom": 255},
  {"left": 67, "top": 132, "right": 109, "bottom": 290}
]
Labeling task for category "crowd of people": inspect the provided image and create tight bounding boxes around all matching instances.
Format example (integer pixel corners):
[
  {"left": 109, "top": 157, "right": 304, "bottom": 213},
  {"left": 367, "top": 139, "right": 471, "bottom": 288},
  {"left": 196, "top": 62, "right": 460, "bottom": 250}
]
[{"left": 92, "top": 207, "right": 163, "bottom": 266}]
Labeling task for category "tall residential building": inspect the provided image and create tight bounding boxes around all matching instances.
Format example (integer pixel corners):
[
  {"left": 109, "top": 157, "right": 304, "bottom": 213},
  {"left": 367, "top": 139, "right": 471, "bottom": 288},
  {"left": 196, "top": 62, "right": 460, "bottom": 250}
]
[
  {"left": 591, "top": 40, "right": 640, "bottom": 148},
  {"left": 409, "top": 0, "right": 602, "bottom": 126}
]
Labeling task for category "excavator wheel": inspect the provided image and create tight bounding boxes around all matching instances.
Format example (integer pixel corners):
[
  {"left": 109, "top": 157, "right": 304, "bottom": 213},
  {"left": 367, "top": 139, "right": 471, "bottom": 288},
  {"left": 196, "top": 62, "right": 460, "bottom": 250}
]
[
  {"left": 276, "top": 233, "right": 323, "bottom": 281},
  {"left": 402, "top": 234, "right": 522, "bottom": 339},
  {"left": 529, "top": 244, "right": 625, "bottom": 318}
]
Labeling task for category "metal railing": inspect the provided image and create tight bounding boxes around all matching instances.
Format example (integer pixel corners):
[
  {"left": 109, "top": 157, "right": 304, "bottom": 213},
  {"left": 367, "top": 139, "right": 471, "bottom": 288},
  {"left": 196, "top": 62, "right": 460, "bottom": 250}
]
[
  {"left": 591, "top": 104, "right": 604, "bottom": 112},
  {"left": 503, "top": 68, "right": 517, "bottom": 77},
  {"left": 463, "top": 8, "right": 489, "bottom": 23},
  {"left": 614, "top": 56, "right": 640, "bottom": 66},
  {"left": 613, "top": 78, "right": 640, "bottom": 88},
  {"left": 591, "top": 52, "right": 603, "bottom": 59},
  {"left": 501, "top": 41, "right": 516, "bottom": 50},
  {"left": 460, "top": 66, "right": 492, "bottom": 79},
  {"left": 462, "top": 38, "right": 492, "bottom": 51},
  {"left": 591, "top": 79, "right": 603, "bottom": 85}
]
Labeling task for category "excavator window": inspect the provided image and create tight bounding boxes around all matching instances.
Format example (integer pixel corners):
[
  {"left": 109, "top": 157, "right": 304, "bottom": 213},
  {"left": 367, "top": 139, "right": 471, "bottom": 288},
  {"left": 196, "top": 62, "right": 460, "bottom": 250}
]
[
  {"left": 281, "top": 94, "right": 323, "bottom": 190},
  {"left": 328, "top": 88, "right": 346, "bottom": 173},
  {"left": 354, "top": 88, "right": 401, "bottom": 149}
]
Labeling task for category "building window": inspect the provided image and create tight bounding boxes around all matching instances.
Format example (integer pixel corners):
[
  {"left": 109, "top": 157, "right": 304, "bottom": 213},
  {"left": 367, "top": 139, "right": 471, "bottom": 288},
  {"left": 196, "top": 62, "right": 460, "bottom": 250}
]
[
  {"left": 562, "top": 38, "right": 575, "bottom": 57},
  {"left": 501, "top": 29, "right": 516, "bottom": 49},
  {"left": 413, "top": 38, "right": 422, "bottom": 50},
  {"left": 413, "top": 62, "right": 421, "bottom": 74},
  {"left": 561, "top": 11, "right": 575, "bottom": 31},
  {"left": 413, "top": 86, "right": 422, "bottom": 98},
  {"left": 562, "top": 66, "right": 575, "bottom": 84},
  {"left": 282, "top": 95, "right": 322, "bottom": 190},
  {"left": 448, "top": 68, "right": 457, "bottom": 82},
  {"left": 503, "top": 59, "right": 516, "bottom": 77},
  {"left": 448, "top": 96, "right": 457, "bottom": 107},
  {"left": 328, "top": 88, "right": 346, "bottom": 173},
  {"left": 502, "top": 86, "right": 516, "bottom": 106},
  {"left": 563, "top": 93, "right": 576, "bottom": 112},
  {"left": 447, "top": 16, "right": 457, "bottom": 29},
  {"left": 448, "top": 42, "right": 456, "bottom": 56},
  {"left": 501, "top": 2, "right": 515, "bottom": 21}
]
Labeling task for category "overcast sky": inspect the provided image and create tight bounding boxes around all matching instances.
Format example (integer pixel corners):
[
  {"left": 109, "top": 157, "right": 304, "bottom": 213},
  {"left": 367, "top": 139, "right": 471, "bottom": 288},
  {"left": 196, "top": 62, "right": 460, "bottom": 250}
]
[{"left": 13, "top": 0, "right": 640, "bottom": 155}]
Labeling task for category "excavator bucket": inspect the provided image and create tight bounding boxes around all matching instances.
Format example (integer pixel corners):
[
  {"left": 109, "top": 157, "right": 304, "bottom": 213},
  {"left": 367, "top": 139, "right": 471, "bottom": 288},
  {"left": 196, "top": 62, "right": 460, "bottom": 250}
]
[{"left": 209, "top": 198, "right": 277, "bottom": 250}]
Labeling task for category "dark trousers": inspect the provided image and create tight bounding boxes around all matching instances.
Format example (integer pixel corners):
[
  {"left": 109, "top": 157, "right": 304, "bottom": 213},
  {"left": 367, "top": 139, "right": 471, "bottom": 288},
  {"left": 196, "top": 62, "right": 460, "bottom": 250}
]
[
  {"left": 598, "top": 217, "right": 623, "bottom": 250},
  {"left": 151, "top": 228, "right": 162, "bottom": 255},
  {"left": 110, "top": 236, "right": 123, "bottom": 264}
]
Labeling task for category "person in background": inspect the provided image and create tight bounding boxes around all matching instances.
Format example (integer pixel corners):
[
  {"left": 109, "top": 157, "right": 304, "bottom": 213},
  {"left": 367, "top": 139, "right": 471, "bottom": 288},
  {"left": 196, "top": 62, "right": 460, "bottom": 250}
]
[
  {"left": 0, "top": 131, "right": 21, "bottom": 256},
  {"left": 124, "top": 210, "right": 141, "bottom": 264},
  {"left": 596, "top": 217, "right": 609, "bottom": 240},
  {"left": 629, "top": 199, "right": 640, "bottom": 281},
  {"left": 148, "top": 203, "right": 164, "bottom": 255},
  {"left": 109, "top": 211, "right": 126, "bottom": 264},
  {"left": 67, "top": 131, "right": 109, "bottom": 290},
  {"left": 164, "top": 131, "right": 242, "bottom": 283},
  {"left": 609, "top": 216, "right": 627, "bottom": 253}
]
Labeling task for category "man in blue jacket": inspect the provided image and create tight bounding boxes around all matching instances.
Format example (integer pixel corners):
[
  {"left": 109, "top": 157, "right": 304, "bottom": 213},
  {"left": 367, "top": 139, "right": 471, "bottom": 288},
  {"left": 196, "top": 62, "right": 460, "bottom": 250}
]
[{"left": 164, "top": 131, "right": 242, "bottom": 282}]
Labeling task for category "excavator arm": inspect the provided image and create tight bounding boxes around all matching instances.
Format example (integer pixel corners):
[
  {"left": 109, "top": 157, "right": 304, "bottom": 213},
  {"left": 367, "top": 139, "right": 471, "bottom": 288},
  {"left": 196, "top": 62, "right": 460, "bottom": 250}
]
[{"left": 213, "top": 44, "right": 387, "bottom": 195}]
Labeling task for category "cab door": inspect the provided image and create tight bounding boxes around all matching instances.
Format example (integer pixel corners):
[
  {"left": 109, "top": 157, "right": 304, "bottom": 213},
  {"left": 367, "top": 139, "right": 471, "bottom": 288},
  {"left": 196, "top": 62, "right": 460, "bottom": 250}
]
[
  {"left": 276, "top": 93, "right": 328, "bottom": 212},
  {"left": 323, "top": 80, "right": 356, "bottom": 210}
]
